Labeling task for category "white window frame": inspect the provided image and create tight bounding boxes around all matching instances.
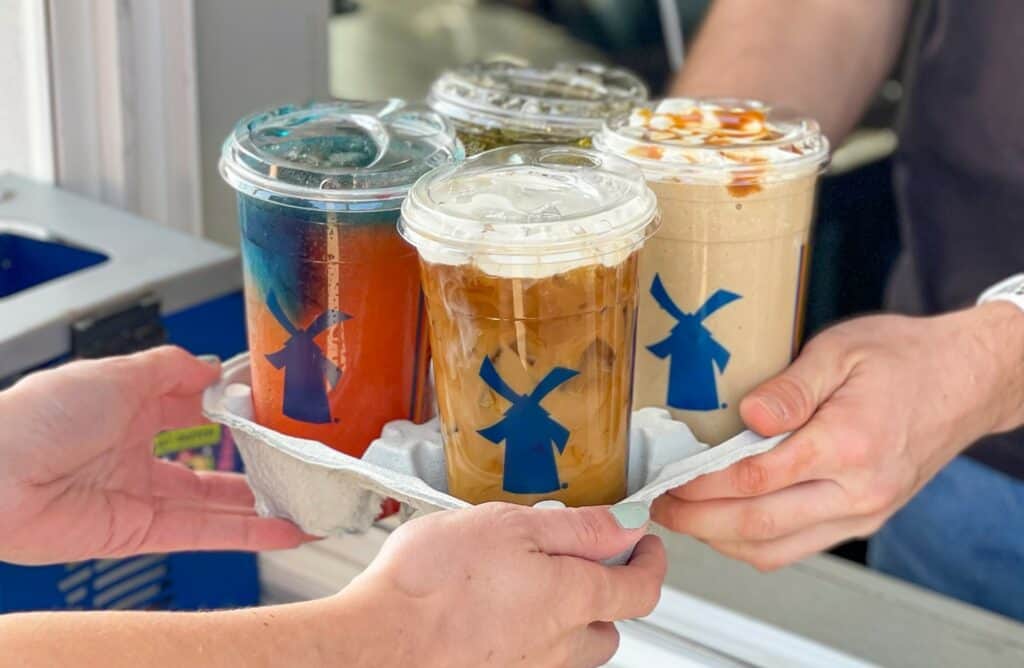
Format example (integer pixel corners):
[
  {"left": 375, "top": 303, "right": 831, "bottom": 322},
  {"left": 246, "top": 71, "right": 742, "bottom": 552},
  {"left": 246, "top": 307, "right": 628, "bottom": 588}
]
[
  {"left": 46, "top": 0, "right": 204, "bottom": 236},
  {"left": 19, "top": 0, "right": 55, "bottom": 183},
  {"left": 0, "top": 0, "right": 55, "bottom": 184}
]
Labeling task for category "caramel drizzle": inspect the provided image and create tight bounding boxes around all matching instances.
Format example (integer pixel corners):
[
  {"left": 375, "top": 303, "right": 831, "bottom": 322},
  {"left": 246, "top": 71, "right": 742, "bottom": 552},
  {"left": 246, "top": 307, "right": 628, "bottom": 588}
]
[
  {"left": 630, "top": 105, "right": 803, "bottom": 195},
  {"left": 634, "top": 106, "right": 778, "bottom": 144}
]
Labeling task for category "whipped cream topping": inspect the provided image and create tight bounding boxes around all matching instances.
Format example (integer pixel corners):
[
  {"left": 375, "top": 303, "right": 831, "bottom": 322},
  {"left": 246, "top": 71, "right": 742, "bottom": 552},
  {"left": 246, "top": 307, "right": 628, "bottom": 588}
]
[
  {"left": 399, "top": 146, "right": 658, "bottom": 278},
  {"left": 629, "top": 98, "right": 775, "bottom": 141},
  {"left": 594, "top": 98, "right": 829, "bottom": 186}
]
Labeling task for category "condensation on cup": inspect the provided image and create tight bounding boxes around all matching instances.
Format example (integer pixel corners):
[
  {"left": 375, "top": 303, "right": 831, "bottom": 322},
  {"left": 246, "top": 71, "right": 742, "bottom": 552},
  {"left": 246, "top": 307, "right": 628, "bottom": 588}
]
[
  {"left": 594, "top": 98, "right": 830, "bottom": 446},
  {"left": 219, "top": 100, "right": 463, "bottom": 457},
  {"left": 427, "top": 60, "right": 648, "bottom": 155},
  {"left": 400, "top": 145, "right": 660, "bottom": 506}
]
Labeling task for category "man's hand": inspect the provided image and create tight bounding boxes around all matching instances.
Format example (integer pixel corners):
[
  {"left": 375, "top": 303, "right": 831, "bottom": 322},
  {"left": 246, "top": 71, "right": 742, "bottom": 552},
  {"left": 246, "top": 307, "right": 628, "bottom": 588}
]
[
  {"left": 0, "top": 346, "right": 310, "bottom": 564},
  {"left": 341, "top": 502, "right": 666, "bottom": 668},
  {"left": 652, "top": 303, "right": 1024, "bottom": 571}
]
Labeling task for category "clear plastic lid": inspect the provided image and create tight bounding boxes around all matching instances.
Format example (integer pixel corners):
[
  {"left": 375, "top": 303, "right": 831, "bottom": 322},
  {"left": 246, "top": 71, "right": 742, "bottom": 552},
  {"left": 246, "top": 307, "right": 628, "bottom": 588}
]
[
  {"left": 399, "top": 145, "right": 658, "bottom": 277},
  {"left": 219, "top": 99, "right": 464, "bottom": 211},
  {"left": 593, "top": 98, "right": 830, "bottom": 185},
  {"left": 427, "top": 61, "right": 649, "bottom": 137}
]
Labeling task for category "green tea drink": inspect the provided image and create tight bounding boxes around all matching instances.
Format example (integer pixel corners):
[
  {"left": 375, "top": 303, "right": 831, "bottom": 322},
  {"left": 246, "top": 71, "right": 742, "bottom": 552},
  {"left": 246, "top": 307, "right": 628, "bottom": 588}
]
[
  {"left": 427, "top": 61, "right": 647, "bottom": 155},
  {"left": 595, "top": 98, "right": 829, "bottom": 445}
]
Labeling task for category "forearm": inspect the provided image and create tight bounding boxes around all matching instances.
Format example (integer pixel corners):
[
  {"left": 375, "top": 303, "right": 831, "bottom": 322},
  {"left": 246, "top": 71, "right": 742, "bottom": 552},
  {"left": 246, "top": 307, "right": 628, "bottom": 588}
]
[
  {"left": 0, "top": 583, "right": 416, "bottom": 667},
  {"left": 673, "top": 0, "right": 913, "bottom": 144}
]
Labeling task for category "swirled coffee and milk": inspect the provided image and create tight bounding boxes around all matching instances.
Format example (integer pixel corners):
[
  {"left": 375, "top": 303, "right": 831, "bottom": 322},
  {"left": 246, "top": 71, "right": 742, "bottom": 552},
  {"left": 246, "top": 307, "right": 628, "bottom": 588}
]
[{"left": 400, "top": 146, "right": 659, "bottom": 505}]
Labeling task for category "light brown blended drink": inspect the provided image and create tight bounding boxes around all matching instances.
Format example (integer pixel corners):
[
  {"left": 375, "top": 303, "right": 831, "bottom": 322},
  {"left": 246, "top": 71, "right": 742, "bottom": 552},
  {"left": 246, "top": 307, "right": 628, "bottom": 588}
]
[
  {"left": 427, "top": 61, "right": 647, "bottom": 155},
  {"left": 399, "top": 146, "right": 658, "bottom": 506},
  {"left": 595, "top": 99, "right": 829, "bottom": 445}
]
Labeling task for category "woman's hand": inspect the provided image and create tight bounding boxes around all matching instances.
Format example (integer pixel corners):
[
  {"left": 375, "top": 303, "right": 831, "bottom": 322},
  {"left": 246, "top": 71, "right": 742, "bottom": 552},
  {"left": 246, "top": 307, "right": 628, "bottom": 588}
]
[
  {"left": 0, "top": 346, "right": 309, "bottom": 564},
  {"left": 339, "top": 502, "right": 666, "bottom": 668},
  {"left": 0, "top": 503, "right": 664, "bottom": 667},
  {"left": 652, "top": 303, "right": 1024, "bottom": 570},
  {"left": 0, "top": 347, "right": 666, "bottom": 666}
]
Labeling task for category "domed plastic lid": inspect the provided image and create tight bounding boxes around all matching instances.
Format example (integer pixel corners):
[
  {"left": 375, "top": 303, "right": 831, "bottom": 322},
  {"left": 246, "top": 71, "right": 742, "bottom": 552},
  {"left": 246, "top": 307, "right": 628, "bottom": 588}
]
[
  {"left": 399, "top": 145, "right": 658, "bottom": 276},
  {"left": 594, "top": 98, "right": 830, "bottom": 185},
  {"left": 219, "top": 99, "right": 463, "bottom": 211},
  {"left": 427, "top": 61, "right": 648, "bottom": 137}
]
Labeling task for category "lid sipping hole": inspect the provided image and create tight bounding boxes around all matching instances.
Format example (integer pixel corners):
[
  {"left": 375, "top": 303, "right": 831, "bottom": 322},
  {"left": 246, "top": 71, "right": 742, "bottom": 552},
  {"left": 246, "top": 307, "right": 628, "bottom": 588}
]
[
  {"left": 253, "top": 113, "right": 391, "bottom": 172},
  {"left": 388, "top": 110, "right": 446, "bottom": 139},
  {"left": 537, "top": 149, "right": 601, "bottom": 169}
]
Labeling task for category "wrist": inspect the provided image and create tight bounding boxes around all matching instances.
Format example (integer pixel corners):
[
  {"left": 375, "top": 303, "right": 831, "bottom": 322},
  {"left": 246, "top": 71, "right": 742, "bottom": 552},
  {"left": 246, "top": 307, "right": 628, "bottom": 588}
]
[
  {"left": 300, "top": 573, "right": 430, "bottom": 666},
  {"left": 955, "top": 301, "right": 1024, "bottom": 435}
]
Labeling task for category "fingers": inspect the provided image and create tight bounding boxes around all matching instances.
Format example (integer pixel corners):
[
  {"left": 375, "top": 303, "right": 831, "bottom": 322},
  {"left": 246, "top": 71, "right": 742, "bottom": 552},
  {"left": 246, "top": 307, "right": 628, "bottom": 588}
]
[
  {"left": 154, "top": 498, "right": 258, "bottom": 516},
  {"left": 739, "top": 335, "right": 849, "bottom": 436},
  {"left": 667, "top": 422, "right": 836, "bottom": 501},
  {"left": 571, "top": 622, "right": 621, "bottom": 668},
  {"left": 527, "top": 504, "right": 650, "bottom": 561},
  {"left": 137, "top": 509, "right": 314, "bottom": 555},
  {"left": 129, "top": 346, "right": 221, "bottom": 397},
  {"left": 652, "top": 479, "right": 849, "bottom": 542},
  {"left": 618, "top": 533, "right": 666, "bottom": 618},
  {"left": 150, "top": 462, "right": 256, "bottom": 509},
  {"left": 158, "top": 394, "right": 206, "bottom": 431},
  {"left": 706, "top": 515, "right": 883, "bottom": 572},
  {"left": 561, "top": 534, "right": 666, "bottom": 624}
]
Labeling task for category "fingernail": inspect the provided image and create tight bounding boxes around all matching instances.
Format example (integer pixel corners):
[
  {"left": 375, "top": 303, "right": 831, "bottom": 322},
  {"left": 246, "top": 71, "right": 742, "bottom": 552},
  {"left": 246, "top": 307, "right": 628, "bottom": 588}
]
[
  {"left": 198, "top": 354, "right": 221, "bottom": 367},
  {"left": 609, "top": 502, "right": 649, "bottom": 530},
  {"left": 756, "top": 394, "right": 786, "bottom": 422}
]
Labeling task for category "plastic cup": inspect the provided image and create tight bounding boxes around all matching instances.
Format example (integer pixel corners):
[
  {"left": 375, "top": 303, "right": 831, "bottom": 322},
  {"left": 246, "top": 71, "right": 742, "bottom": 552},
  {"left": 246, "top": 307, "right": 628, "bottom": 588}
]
[
  {"left": 219, "top": 100, "right": 463, "bottom": 456},
  {"left": 399, "top": 145, "right": 659, "bottom": 506},
  {"left": 427, "top": 60, "right": 647, "bottom": 155},
  {"left": 594, "top": 98, "right": 830, "bottom": 445}
]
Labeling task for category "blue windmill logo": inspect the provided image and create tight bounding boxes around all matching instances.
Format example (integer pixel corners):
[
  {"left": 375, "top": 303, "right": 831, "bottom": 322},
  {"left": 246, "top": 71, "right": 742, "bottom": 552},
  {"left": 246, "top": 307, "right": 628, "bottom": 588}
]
[
  {"left": 264, "top": 291, "right": 352, "bottom": 424},
  {"left": 476, "top": 357, "right": 578, "bottom": 494},
  {"left": 647, "top": 274, "right": 741, "bottom": 411}
]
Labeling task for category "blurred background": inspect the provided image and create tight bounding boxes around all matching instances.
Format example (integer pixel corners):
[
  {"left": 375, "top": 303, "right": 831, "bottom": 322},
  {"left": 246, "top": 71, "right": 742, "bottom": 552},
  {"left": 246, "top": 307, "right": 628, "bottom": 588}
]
[
  {"left": 1, "top": 0, "right": 906, "bottom": 326},
  {"left": 0, "top": 0, "right": 911, "bottom": 612},
  {"left": 322, "top": 0, "right": 904, "bottom": 346}
]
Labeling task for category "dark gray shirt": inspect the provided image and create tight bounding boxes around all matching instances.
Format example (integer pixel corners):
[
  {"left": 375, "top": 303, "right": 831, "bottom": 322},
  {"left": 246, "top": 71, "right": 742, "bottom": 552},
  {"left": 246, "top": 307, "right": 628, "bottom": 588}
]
[{"left": 888, "top": 0, "right": 1024, "bottom": 478}]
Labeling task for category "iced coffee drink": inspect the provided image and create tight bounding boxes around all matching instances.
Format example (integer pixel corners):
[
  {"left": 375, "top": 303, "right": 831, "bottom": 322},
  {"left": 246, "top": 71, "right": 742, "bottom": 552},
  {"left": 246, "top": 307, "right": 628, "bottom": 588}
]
[
  {"left": 595, "top": 99, "right": 829, "bottom": 445},
  {"left": 427, "top": 61, "right": 647, "bottom": 155},
  {"left": 400, "top": 146, "right": 658, "bottom": 506}
]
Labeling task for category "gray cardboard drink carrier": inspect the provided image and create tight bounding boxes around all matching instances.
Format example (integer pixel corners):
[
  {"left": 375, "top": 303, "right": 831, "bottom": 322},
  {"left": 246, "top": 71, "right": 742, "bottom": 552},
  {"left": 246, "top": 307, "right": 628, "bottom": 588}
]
[{"left": 204, "top": 354, "right": 786, "bottom": 548}]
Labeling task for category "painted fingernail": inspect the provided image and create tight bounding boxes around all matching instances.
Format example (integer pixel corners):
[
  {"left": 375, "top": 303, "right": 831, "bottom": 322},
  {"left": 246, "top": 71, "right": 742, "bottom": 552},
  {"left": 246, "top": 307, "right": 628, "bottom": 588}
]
[
  {"left": 756, "top": 394, "right": 786, "bottom": 422},
  {"left": 198, "top": 354, "right": 221, "bottom": 367},
  {"left": 609, "top": 502, "right": 649, "bottom": 530}
]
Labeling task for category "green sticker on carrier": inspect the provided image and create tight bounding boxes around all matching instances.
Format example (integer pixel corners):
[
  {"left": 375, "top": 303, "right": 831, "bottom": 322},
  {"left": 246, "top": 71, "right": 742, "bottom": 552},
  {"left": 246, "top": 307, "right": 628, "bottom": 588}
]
[{"left": 154, "top": 424, "right": 222, "bottom": 456}]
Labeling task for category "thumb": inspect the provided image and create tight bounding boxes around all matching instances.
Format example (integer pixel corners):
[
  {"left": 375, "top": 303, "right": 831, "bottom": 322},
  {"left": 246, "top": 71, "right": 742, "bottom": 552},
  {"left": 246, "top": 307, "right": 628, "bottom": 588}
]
[
  {"left": 529, "top": 503, "right": 649, "bottom": 562},
  {"left": 739, "top": 337, "right": 846, "bottom": 436}
]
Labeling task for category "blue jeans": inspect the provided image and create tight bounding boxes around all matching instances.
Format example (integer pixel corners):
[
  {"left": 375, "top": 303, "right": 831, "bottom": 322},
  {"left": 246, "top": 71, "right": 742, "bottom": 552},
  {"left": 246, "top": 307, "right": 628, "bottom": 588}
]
[{"left": 868, "top": 455, "right": 1024, "bottom": 621}]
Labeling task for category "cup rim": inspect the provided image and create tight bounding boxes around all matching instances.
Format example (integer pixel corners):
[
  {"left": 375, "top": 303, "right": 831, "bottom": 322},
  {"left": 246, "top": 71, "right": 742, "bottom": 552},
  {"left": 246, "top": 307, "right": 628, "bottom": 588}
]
[
  {"left": 398, "top": 145, "right": 660, "bottom": 261},
  {"left": 593, "top": 97, "right": 831, "bottom": 185},
  {"left": 427, "top": 60, "right": 649, "bottom": 137},
  {"left": 219, "top": 99, "right": 464, "bottom": 211}
]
